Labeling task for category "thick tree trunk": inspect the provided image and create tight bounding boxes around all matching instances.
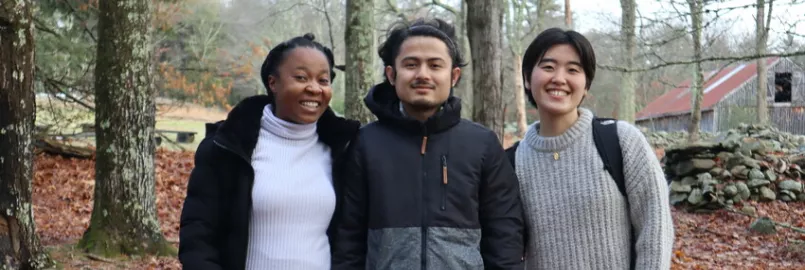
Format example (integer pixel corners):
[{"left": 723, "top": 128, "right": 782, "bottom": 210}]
[
  {"left": 755, "top": 0, "right": 769, "bottom": 124},
  {"left": 687, "top": 0, "right": 704, "bottom": 143},
  {"left": 456, "top": 0, "right": 474, "bottom": 119},
  {"left": 513, "top": 52, "right": 528, "bottom": 137},
  {"left": 619, "top": 0, "right": 636, "bottom": 122},
  {"left": 78, "top": 0, "right": 173, "bottom": 257},
  {"left": 0, "top": 1, "right": 55, "bottom": 268},
  {"left": 344, "top": 0, "right": 375, "bottom": 124},
  {"left": 467, "top": 0, "right": 504, "bottom": 141}
]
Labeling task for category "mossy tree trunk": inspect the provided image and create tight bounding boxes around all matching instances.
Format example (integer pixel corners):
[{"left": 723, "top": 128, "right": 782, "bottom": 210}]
[
  {"left": 0, "top": 1, "right": 55, "bottom": 268},
  {"left": 344, "top": 0, "right": 375, "bottom": 124},
  {"left": 78, "top": 0, "right": 173, "bottom": 257},
  {"left": 467, "top": 0, "right": 504, "bottom": 141}
]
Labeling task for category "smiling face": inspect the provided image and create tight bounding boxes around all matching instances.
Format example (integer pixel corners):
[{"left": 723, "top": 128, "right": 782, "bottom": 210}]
[
  {"left": 528, "top": 44, "right": 588, "bottom": 117},
  {"left": 386, "top": 36, "right": 460, "bottom": 115},
  {"left": 268, "top": 47, "right": 333, "bottom": 124}
]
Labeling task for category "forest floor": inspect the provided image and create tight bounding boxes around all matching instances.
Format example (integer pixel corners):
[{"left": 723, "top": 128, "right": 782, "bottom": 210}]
[{"left": 31, "top": 103, "right": 805, "bottom": 269}]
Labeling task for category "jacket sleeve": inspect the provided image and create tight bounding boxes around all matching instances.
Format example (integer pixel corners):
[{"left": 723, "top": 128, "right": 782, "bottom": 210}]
[
  {"left": 331, "top": 138, "right": 368, "bottom": 270},
  {"left": 178, "top": 138, "right": 223, "bottom": 270},
  {"left": 618, "top": 122, "right": 675, "bottom": 269},
  {"left": 480, "top": 134, "right": 526, "bottom": 269}
]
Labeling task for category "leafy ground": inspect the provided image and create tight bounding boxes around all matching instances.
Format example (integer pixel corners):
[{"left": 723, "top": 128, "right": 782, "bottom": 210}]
[{"left": 32, "top": 149, "right": 805, "bottom": 269}]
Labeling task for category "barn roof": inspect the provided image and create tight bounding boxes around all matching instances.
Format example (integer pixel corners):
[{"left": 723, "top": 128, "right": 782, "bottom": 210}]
[{"left": 636, "top": 57, "right": 780, "bottom": 120}]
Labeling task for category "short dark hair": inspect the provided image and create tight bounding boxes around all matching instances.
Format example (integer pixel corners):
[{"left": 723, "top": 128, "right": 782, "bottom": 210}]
[
  {"left": 522, "top": 28, "right": 596, "bottom": 106},
  {"left": 378, "top": 18, "right": 467, "bottom": 84},
  {"left": 260, "top": 33, "right": 336, "bottom": 94}
]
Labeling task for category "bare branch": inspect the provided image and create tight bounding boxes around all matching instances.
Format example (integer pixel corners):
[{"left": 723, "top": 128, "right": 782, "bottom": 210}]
[
  {"left": 427, "top": 0, "right": 458, "bottom": 15},
  {"left": 600, "top": 51, "right": 805, "bottom": 72}
]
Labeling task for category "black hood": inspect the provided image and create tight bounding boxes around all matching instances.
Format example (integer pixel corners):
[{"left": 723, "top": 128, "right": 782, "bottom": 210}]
[
  {"left": 205, "top": 95, "right": 360, "bottom": 160},
  {"left": 363, "top": 82, "right": 462, "bottom": 135}
]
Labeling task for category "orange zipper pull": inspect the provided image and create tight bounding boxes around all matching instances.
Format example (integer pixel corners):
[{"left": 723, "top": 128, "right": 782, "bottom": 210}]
[
  {"left": 441, "top": 155, "right": 448, "bottom": 184},
  {"left": 421, "top": 136, "right": 428, "bottom": 155}
]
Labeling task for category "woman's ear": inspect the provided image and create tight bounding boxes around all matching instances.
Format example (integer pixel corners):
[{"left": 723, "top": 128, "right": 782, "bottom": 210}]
[{"left": 267, "top": 75, "right": 277, "bottom": 94}]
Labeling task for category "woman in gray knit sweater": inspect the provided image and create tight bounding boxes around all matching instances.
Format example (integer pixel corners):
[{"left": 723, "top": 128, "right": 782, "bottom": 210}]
[{"left": 506, "top": 28, "right": 675, "bottom": 269}]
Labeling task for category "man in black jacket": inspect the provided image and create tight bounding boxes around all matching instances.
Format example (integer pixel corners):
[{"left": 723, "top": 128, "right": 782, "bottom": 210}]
[{"left": 332, "top": 18, "right": 525, "bottom": 270}]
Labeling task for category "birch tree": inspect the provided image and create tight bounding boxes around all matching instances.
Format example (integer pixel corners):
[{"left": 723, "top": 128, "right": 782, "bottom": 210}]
[
  {"left": 687, "top": 0, "right": 704, "bottom": 143},
  {"left": 78, "top": 0, "right": 173, "bottom": 256},
  {"left": 0, "top": 0, "right": 55, "bottom": 268},
  {"left": 755, "top": 0, "right": 773, "bottom": 124},
  {"left": 619, "top": 0, "right": 636, "bottom": 122}
]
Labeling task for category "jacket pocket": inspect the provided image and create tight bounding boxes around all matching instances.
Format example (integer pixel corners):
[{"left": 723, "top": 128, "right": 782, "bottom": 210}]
[{"left": 441, "top": 155, "right": 448, "bottom": 211}]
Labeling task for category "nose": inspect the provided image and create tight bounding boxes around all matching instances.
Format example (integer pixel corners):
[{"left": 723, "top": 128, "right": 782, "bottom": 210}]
[
  {"left": 415, "top": 66, "right": 432, "bottom": 81},
  {"left": 305, "top": 82, "right": 323, "bottom": 95},
  {"left": 550, "top": 70, "right": 568, "bottom": 85}
]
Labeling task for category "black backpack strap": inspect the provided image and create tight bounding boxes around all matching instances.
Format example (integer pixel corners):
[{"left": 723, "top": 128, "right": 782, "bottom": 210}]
[
  {"left": 592, "top": 117, "right": 634, "bottom": 270},
  {"left": 591, "top": 117, "right": 626, "bottom": 197}
]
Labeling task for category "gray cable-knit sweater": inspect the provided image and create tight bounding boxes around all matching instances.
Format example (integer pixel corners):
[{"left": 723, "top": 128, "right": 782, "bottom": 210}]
[{"left": 514, "top": 108, "right": 674, "bottom": 270}]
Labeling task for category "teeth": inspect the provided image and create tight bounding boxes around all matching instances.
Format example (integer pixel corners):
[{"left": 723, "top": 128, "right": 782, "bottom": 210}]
[
  {"left": 548, "top": 90, "right": 568, "bottom": 97},
  {"left": 301, "top": 101, "right": 320, "bottom": 108}
]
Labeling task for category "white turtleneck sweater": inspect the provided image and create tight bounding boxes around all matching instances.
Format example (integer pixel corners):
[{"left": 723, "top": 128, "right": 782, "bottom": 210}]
[{"left": 245, "top": 104, "right": 334, "bottom": 270}]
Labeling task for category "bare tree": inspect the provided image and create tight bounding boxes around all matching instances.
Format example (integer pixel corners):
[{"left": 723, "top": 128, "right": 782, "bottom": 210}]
[
  {"left": 619, "top": 0, "right": 636, "bottom": 122},
  {"left": 755, "top": 0, "right": 774, "bottom": 124},
  {"left": 687, "top": 0, "right": 704, "bottom": 143},
  {"left": 79, "top": 0, "right": 173, "bottom": 256},
  {"left": 0, "top": 1, "right": 55, "bottom": 268},
  {"left": 344, "top": 0, "right": 376, "bottom": 124},
  {"left": 564, "top": 0, "right": 572, "bottom": 28},
  {"left": 467, "top": 0, "right": 504, "bottom": 141}
]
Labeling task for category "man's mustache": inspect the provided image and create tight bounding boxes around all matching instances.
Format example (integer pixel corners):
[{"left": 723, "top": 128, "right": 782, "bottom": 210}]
[{"left": 410, "top": 81, "right": 436, "bottom": 89}]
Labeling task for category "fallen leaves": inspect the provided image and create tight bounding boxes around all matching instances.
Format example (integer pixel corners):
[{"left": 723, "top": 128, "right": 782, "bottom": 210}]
[
  {"left": 31, "top": 148, "right": 805, "bottom": 269},
  {"left": 33, "top": 149, "right": 193, "bottom": 269}
]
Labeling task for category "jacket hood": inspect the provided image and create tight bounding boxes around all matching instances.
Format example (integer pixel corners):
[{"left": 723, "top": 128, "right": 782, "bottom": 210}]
[
  {"left": 363, "top": 82, "right": 462, "bottom": 135},
  {"left": 205, "top": 95, "right": 360, "bottom": 160}
]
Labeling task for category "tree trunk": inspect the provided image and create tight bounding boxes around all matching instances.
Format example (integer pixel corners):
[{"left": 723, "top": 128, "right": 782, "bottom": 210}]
[
  {"left": 467, "top": 0, "right": 504, "bottom": 141},
  {"left": 456, "top": 0, "right": 474, "bottom": 119},
  {"left": 687, "top": 0, "right": 704, "bottom": 143},
  {"left": 619, "top": 0, "right": 636, "bottom": 123},
  {"left": 564, "top": 0, "right": 572, "bottom": 28},
  {"left": 513, "top": 53, "right": 528, "bottom": 138},
  {"left": 78, "top": 0, "right": 173, "bottom": 257},
  {"left": 344, "top": 0, "right": 376, "bottom": 124},
  {"left": 0, "top": 1, "right": 55, "bottom": 268},
  {"left": 755, "top": 0, "right": 769, "bottom": 124}
]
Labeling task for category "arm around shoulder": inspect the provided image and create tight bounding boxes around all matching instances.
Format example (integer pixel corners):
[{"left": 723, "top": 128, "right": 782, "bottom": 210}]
[
  {"left": 178, "top": 138, "right": 225, "bottom": 270},
  {"left": 617, "top": 122, "right": 675, "bottom": 270},
  {"left": 479, "top": 133, "right": 525, "bottom": 269}
]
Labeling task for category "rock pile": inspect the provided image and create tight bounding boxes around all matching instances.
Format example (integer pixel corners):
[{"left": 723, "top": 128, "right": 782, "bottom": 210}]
[{"left": 663, "top": 124, "right": 805, "bottom": 208}]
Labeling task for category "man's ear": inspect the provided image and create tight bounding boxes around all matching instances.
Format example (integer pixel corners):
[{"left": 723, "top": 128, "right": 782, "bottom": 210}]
[
  {"left": 451, "top": 67, "right": 461, "bottom": 87},
  {"left": 385, "top": 66, "right": 395, "bottom": 85}
]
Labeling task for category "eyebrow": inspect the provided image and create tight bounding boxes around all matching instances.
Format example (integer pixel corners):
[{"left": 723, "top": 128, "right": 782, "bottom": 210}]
[
  {"left": 539, "top": 58, "right": 583, "bottom": 67},
  {"left": 293, "top": 66, "right": 330, "bottom": 75},
  {"left": 401, "top": 56, "right": 446, "bottom": 62}
]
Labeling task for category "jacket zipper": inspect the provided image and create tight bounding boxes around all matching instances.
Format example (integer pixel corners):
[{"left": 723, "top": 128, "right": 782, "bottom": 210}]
[
  {"left": 441, "top": 155, "right": 448, "bottom": 211},
  {"left": 420, "top": 134, "right": 428, "bottom": 270}
]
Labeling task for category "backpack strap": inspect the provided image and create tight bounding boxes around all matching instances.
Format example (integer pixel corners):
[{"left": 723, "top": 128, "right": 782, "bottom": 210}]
[
  {"left": 591, "top": 116, "right": 635, "bottom": 270},
  {"left": 591, "top": 117, "right": 626, "bottom": 198}
]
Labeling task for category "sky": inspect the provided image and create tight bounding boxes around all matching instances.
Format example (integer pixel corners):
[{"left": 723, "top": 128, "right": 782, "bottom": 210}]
[{"left": 573, "top": 0, "right": 805, "bottom": 46}]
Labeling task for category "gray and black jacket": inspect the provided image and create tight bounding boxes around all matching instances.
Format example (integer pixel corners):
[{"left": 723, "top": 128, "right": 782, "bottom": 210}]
[{"left": 332, "top": 83, "right": 525, "bottom": 270}]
